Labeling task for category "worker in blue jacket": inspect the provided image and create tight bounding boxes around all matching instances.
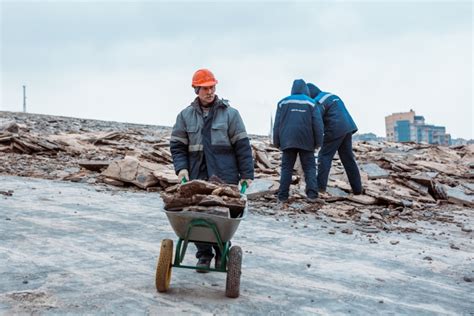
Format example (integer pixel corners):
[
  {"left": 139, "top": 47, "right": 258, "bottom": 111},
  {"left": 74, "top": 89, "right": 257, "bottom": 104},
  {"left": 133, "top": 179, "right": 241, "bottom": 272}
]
[
  {"left": 273, "top": 79, "right": 324, "bottom": 203},
  {"left": 307, "top": 83, "right": 363, "bottom": 195}
]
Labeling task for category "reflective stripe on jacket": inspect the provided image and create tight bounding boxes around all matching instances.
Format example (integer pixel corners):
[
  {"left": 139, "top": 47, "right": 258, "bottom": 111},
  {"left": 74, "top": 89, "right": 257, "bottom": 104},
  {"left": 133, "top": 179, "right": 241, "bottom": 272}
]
[
  {"left": 170, "top": 97, "right": 254, "bottom": 184},
  {"left": 273, "top": 94, "right": 324, "bottom": 151},
  {"left": 315, "top": 92, "right": 357, "bottom": 142}
]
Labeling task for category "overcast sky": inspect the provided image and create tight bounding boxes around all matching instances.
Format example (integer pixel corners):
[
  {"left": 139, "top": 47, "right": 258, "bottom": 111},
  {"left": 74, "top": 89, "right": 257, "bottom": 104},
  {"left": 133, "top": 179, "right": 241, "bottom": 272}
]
[{"left": 1, "top": 0, "right": 472, "bottom": 139}]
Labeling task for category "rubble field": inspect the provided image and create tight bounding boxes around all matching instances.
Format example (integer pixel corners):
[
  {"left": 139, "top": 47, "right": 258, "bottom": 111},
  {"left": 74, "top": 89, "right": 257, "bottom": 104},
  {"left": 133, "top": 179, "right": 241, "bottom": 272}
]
[
  {"left": 1, "top": 111, "right": 473, "bottom": 314},
  {"left": 1, "top": 111, "right": 473, "bottom": 235}
]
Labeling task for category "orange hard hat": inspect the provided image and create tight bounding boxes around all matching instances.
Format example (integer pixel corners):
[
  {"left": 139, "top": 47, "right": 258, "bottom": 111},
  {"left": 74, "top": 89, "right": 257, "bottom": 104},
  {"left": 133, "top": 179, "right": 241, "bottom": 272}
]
[{"left": 192, "top": 69, "right": 218, "bottom": 87}]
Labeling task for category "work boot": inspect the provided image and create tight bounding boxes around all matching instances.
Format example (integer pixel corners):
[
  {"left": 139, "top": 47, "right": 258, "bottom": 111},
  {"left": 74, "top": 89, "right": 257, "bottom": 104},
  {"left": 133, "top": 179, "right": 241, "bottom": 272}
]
[{"left": 196, "top": 257, "right": 212, "bottom": 273}]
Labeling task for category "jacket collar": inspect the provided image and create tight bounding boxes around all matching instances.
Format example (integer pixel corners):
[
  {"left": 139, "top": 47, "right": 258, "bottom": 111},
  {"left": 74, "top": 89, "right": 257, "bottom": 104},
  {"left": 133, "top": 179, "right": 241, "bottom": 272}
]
[{"left": 190, "top": 95, "right": 228, "bottom": 113}]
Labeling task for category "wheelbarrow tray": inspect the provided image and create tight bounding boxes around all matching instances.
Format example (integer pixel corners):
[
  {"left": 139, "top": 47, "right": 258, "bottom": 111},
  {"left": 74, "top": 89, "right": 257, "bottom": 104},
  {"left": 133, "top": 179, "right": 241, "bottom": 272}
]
[{"left": 164, "top": 204, "right": 248, "bottom": 243}]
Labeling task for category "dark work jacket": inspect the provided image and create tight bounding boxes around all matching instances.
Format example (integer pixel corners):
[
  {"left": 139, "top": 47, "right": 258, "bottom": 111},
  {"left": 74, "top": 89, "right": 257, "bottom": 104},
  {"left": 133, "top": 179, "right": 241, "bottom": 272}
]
[
  {"left": 273, "top": 81, "right": 324, "bottom": 151},
  {"left": 170, "top": 96, "right": 254, "bottom": 185},
  {"left": 315, "top": 92, "right": 357, "bottom": 142}
]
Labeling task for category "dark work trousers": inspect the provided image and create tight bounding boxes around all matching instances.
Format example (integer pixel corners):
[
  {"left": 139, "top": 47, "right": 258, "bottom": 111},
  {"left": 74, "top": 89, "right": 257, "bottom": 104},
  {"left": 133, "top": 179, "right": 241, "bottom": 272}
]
[
  {"left": 195, "top": 109, "right": 219, "bottom": 260},
  {"left": 196, "top": 243, "right": 221, "bottom": 260},
  {"left": 278, "top": 148, "right": 318, "bottom": 201},
  {"left": 317, "top": 133, "right": 362, "bottom": 194}
]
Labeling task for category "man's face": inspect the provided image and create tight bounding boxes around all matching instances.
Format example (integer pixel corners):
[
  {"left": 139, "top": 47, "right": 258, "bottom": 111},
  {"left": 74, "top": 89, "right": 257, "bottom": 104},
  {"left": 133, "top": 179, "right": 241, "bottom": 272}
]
[{"left": 197, "top": 85, "right": 216, "bottom": 106}]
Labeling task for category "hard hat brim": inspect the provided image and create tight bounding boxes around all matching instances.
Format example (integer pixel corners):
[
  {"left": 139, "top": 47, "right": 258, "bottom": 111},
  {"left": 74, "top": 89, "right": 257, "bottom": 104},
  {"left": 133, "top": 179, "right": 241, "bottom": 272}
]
[{"left": 192, "top": 79, "right": 218, "bottom": 87}]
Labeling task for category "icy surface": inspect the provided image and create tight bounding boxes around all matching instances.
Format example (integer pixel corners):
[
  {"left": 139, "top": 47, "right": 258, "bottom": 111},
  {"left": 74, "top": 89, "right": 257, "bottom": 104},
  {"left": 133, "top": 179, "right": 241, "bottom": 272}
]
[{"left": 0, "top": 176, "right": 473, "bottom": 315}]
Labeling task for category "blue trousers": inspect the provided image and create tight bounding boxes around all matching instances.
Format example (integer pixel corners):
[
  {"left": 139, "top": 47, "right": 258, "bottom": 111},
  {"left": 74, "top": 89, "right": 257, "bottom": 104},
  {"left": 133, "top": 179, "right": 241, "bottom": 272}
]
[
  {"left": 317, "top": 133, "right": 362, "bottom": 194},
  {"left": 278, "top": 148, "right": 318, "bottom": 201}
]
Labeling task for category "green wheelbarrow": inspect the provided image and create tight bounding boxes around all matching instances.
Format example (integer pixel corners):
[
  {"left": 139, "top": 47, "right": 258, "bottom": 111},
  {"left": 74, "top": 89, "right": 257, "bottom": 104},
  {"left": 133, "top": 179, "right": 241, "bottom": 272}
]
[{"left": 155, "top": 182, "right": 247, "bottom": 298}]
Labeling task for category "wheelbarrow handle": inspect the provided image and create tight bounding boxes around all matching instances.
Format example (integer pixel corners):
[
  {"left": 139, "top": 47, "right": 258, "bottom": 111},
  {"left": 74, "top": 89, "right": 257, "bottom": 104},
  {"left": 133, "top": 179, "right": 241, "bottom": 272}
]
[{"left": 240, "top": 180, "right": 248, "bottom": 194}]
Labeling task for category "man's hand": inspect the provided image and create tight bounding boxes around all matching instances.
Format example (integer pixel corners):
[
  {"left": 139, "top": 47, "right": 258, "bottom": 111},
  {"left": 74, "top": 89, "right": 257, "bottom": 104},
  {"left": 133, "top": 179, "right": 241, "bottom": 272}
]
[
  {"left": 178, "top": 169, "right": 189, "bottom": 183},
  {"left": 240, "top": 179, "right": 252, "bottom": 187}
]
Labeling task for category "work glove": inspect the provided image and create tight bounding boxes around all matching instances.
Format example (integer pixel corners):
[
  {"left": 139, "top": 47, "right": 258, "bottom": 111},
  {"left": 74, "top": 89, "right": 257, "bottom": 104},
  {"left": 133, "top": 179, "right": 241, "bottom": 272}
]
[{"left": 178, "top": 169, "right": 189, "bottom": 183}]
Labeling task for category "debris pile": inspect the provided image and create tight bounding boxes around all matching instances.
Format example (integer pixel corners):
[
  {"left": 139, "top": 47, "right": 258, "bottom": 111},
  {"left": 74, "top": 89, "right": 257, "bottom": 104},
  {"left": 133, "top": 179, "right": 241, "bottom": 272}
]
[
  {"left": 1, "top": 111, "right": 473, "bottom": 232},
  {"left": 0, "top": 113, "right": 172, "bottom": 182},
  {"left": 249, "top": 140, "right": 473, "bottom": 233},
  {"left": 0, "top": 131, "right": 63, "bottom": 154},
  {"left": 162, "top": 179, "right": 246, "bottom": 218}
]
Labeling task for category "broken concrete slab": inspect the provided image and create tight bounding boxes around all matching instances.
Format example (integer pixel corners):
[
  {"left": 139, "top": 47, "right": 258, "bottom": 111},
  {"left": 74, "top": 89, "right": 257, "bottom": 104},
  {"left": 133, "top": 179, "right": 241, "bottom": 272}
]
[
  {"left": 101, "top": 156, "right": 159, "bottom": 189},
  {"left": 178, "top": 180, "right": 220, "bottom": 197},
  {"left": 359, "top": 163, "right": 390, "bottom": 179},
  {"left": 211, "top": 186, "right": 241, "bottom": 198},
  {"left": 161, "top": 193, "right": 207, "bottom": 211},
  {"left": 101, "top": 177, "right": 125, "bottom": 187},
  {"left": 62, "top": 171, "right": 91, "bottom": 183},
  {"left": 365, "top": 189, "right": 404, "bottom": 206},
  {"left": 102, "top": 156, "right": 140, "bottom": 183},
  {"left": 409, "top": 172, "right": 439, "bottom": 186},
  {"left": 320, "top": 187, "right": 349, "bottom": 202},
  {"left": 78, "top": 160, "right": 111, "bottom": 172},
  {"left": 440, "top": 184, "right": 474, "bottom": 207},
  {"left": 245, "top": 179, "right": 279, "bottom": 200},
  {"left": 326, "top": 187, "right": 349, "bottom": 197},
  {"left": 346, "top": 194, "right": 378, "bottom": 205},
  {"left": 152, "top": 165, "right": 179, "bottom": 186},
  {"left": 412, "top": 160, "right": 461, "bottom": 176},
  {"left": 396, "top": 178, "right": 430, "bottom": 196},
  {"left": 141, "top": 148, "right": 173, "bottom": 164},
  {"left": 181, "top": 205, "right": 230, "bottom": 217},
  {"left": 47, "top": 133, "right": 97, "bottom": 154},
  {"left": 461, "top": 182, "right": 474, "bottom": 192}
]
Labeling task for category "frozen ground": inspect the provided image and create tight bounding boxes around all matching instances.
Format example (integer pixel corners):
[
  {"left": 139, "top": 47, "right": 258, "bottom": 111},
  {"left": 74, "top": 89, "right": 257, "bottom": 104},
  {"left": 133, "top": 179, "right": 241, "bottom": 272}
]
[{"left": 0, "top": 176, "right": 473, "bottom": 315}]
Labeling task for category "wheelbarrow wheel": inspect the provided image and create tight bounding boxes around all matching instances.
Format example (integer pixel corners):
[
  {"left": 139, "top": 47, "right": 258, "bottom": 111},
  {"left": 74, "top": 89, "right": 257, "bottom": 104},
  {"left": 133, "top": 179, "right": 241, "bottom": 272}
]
[
  {"left": 155, "top": 239, "right": 173, "bottom": 293},
  {"left": 225, "top": 246, "right": 242, "bottom": 298}
]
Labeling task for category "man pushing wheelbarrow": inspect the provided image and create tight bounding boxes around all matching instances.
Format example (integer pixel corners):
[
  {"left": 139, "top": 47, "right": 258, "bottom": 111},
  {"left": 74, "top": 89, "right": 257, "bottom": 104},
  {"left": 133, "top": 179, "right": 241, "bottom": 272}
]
[{"left": 155, "top": 69, "right": 254, "bottom": 298}]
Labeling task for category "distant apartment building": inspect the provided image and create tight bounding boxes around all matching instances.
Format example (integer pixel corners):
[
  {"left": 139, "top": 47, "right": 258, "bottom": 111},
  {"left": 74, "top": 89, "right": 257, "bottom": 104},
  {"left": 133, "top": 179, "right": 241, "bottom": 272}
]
[
  {"left": 385, "top": 110, "right": 450, "bottom": 145},
  {"left": 451, "top": 138, "right": 474, "bottom": 146},
  {"left": 353, "top": 133, "right": 385, "bottom": 142}
]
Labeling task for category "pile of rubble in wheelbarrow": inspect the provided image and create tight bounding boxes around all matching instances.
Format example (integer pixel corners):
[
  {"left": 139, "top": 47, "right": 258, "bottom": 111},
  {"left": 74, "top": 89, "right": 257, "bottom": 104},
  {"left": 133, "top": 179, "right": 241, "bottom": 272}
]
[
  {"left": 161, "top": 178, "right": 247, "bottom": 218},
  {"left": 1, "top": 111, "right": 473, "bottom": 234}
]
